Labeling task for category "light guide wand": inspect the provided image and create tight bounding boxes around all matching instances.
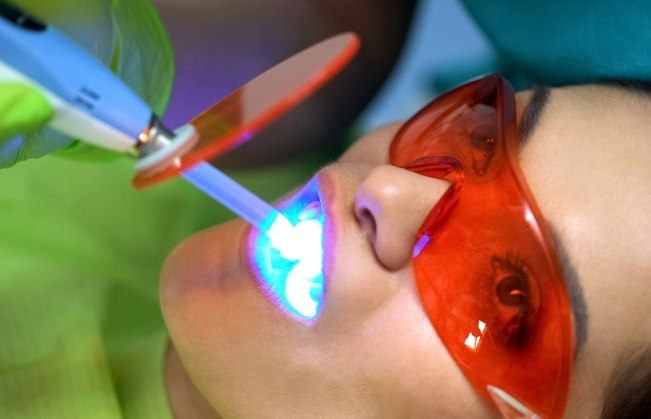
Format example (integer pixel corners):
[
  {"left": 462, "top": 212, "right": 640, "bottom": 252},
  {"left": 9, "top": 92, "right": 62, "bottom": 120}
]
[
  {"left": 183, "top": 162, "right": 325, "bottom": 319},
  {"left": 181, "top": 162, "right": 296, "bottom": 249}
]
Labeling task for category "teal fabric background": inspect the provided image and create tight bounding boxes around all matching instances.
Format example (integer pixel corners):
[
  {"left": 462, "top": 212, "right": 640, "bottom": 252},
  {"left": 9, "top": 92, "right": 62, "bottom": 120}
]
[{"left": 461, "top": 0, "right": 651, "bottom": 85}]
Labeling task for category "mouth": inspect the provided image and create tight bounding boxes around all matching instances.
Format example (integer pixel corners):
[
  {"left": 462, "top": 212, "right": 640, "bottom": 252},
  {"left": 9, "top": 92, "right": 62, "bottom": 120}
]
[{"left": 247, "top": 177, "right": 326, "bottom": 321}]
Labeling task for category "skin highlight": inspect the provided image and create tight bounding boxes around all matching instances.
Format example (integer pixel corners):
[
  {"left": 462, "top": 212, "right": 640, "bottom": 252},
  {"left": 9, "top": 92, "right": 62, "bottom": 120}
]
[{"left": 161, "top": 84, "right": 651, "bottom": 418}]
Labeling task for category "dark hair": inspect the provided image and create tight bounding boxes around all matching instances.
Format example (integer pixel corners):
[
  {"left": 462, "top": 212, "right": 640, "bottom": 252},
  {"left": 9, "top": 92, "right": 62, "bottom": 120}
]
[
  {"left": 601, "top": 344, "right": 651, "bottom": 418},
  {"left": 602, "top": 79, "right": 651, "bottom": 97},
  {"left": 598, "top": 79, "right": 651, "bottom": 418}
]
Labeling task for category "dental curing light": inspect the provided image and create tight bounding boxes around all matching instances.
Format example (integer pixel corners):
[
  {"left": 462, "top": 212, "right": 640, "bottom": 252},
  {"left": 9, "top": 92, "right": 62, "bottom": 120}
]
[
  {"left": 0, "top": 1, "right": 197, "bottom": 175},
  {"left": 0, "top": 1, "right": 359, "bottom": 187},
  {"left": 0, "top": 0, "right": 359, "bottom": 286},
  {"left": 0, "top": 1, "right": 355, "bottom": 283}
]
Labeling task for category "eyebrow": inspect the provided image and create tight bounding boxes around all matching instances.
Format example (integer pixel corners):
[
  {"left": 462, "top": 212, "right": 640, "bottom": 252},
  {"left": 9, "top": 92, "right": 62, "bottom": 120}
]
[
  {"left": 518, "top": 85, "right": 550, "bottom": 148},
  {"left": 548, "top": 225, "right": 589, "bottom": 359}
]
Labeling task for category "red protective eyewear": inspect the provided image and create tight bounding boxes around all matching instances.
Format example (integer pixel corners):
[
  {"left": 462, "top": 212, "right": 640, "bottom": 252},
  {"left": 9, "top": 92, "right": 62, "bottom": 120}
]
[{"left": 390, "top": 75, "right": 574, "bottom": 418}]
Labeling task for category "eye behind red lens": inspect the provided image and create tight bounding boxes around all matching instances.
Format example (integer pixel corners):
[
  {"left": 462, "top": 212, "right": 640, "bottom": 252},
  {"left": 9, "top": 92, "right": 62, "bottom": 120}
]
[{"left": 391, "top": 75, "right": 574, "bottom": 418}]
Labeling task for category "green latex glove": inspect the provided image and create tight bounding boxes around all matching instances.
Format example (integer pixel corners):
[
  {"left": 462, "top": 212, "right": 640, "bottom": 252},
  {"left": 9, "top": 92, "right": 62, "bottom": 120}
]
[
  {"left": 0, "top": 0, "right": 174, "bottom": 168},
  {"left": 0, "top": 83, "right": 53, "bottom": 166}
]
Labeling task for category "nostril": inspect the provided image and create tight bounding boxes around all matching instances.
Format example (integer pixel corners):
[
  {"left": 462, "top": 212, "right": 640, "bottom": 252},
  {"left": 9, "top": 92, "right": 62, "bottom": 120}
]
[
  {"left": 355, "top": 207, "right": 377, "bottom": 243},
  {"left": 354, "top": 165, "right": 452, "bottom": 271}
]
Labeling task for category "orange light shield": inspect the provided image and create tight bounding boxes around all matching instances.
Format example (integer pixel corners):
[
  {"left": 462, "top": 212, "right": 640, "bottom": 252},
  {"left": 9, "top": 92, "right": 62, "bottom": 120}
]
[
  {"left": 134, "top": 33, "right": 360, "bottom": 188},
  {"left": 390, "top": 76, "right": 574, "bottom": 418}
]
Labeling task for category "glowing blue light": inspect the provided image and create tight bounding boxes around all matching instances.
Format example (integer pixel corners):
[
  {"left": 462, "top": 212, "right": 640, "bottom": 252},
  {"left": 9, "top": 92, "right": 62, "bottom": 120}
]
[{"left": 251, "top": 181, "right": 325, "bottom": 320}]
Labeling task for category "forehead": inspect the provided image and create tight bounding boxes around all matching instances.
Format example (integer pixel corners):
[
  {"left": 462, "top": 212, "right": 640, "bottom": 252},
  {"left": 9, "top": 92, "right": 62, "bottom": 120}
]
[
  {"left": 516, "top": 84, "right": 651, "bottom": 400},
  {"left": 517, "top": 84, "right": 651, "bottom": 269}
]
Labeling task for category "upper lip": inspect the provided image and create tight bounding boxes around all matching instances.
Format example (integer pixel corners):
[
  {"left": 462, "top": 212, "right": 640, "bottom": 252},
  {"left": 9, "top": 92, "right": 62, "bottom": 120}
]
[
  {"left": 315, "top": 166, "right": 341, "bottom": 230},
  {"left": 314, "top": 167, "right": 342, "bottom": 253}
]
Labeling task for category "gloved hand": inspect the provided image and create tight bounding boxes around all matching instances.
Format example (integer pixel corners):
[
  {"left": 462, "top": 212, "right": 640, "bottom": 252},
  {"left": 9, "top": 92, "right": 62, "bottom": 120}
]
[
  {"left": 0, "top": 83, "right": 53, "bottom": 167},
  {"left": 0, "top": 0, "right": 174, "bottom": 168}
]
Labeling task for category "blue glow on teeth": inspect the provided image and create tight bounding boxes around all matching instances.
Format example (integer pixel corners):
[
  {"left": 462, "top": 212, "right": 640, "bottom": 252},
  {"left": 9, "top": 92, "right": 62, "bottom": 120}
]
[{"left": 252, "top": 181, "right": 324, "bottom": 319}]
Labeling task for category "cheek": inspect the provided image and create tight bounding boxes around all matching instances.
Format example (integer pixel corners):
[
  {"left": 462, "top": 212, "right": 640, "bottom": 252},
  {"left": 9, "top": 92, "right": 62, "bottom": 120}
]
[
  {"left": 330, "top": 277, "right": 493, "bottom": 416},
  {"left": 338, "top": 122, "right": 402, "bottom": 165}
]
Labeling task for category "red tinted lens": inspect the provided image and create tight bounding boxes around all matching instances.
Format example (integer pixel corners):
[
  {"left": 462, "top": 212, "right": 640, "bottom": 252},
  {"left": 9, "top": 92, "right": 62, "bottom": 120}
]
[{"left": 390, "top": 76, "right": 573, "bottom": 418}]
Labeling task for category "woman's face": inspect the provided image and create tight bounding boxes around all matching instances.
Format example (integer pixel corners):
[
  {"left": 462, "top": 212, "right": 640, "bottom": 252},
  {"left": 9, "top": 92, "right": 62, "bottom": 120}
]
[{"left": 161, "top": 84, "right": 651, "bottom": 418}]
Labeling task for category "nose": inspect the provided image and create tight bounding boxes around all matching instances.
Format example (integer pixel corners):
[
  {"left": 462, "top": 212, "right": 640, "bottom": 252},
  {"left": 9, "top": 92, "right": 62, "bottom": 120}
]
[{"left": 354, "top": 165, "right": 451, "bottom": 270}]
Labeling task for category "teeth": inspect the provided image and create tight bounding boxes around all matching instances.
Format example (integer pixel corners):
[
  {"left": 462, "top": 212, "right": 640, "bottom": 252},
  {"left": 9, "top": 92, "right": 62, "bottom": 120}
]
[
  {"left": 298, "top": 201, "right": 322, "bottom": 220},
  {"left": 265, "top": 215, "right": 296, "bottom": 259},
  {"left": 252, "top": 180, "right": 326, "bottom": 320},
  {"left": 280, "top": 215, "right": 324, "bottom": 318},
  {"left": 285, "top": 260, "right": 321, "bottom": 318}
]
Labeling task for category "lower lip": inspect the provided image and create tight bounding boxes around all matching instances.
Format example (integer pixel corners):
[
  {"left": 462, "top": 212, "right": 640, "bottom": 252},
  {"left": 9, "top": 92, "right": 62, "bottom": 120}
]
[{"left": 247, "top": 179, "right": 325, "bottom": 321}]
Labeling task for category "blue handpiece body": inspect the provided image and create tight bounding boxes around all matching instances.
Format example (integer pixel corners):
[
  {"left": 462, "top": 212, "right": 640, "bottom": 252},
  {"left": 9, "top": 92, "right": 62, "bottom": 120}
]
[{"left": 0, "top": 1, "right": 152, "bottom": 141}]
